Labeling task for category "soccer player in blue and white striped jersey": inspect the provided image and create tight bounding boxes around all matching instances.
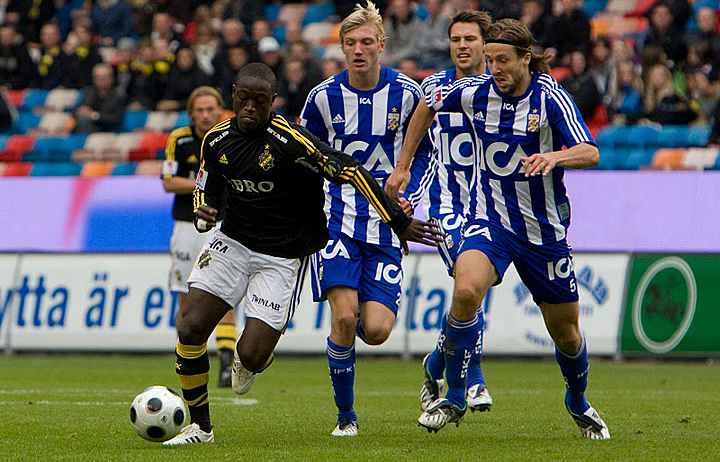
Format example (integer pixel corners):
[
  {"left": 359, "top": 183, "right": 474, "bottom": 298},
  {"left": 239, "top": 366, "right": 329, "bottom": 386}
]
[
  {"left": 388, "top": 19, "right": 610, "bottom": 439},
  {"left": 417, "top": 10, "right": 493, "bottom": 416},
  {"left": 299, "top": 2, "right": 434, "bottom": 437}
]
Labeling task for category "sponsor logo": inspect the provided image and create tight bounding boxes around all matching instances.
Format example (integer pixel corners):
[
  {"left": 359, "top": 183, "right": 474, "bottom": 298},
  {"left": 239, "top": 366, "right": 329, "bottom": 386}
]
[
  {"left": 209, "top": 130, "right": 229, "bottom": 147},
  {"left": 267, "top": 126, "right": 288, "bottom": 144},
  {"left": 259, "top": 144, "right": 274, "bottom": 171},
  {"left": 527, "top": 109, "right": 540, "bottom": 132},
  {"left": 219, "top": 154, "right": 228, "bottom": 164},
  {"left": 229, "top": 179, "right": 275, "bottom": 193},
  {"left": 320, "top": 239, "right": 350, "bottom": 259},
  {"left": 632, "top": 257, "right": 697, "bottom": 354},
  {"left": 161, "top": 160, "right": 178, "bottom": 175},
  {"left": 198, "top": 250, "right": 211, "bottom": 269},
  {"left": 294, "top": 157, "right": 319, "bottom": 173},
  {"left": 332, "top": 114, "right": 345, "bottom": 124},
  {"left": 463, "top": 224, "right": 492, "bottom": 241},
  {"left": 195, "top": 168, "right": 208, "bottom": 190},
  {"left": 502, "top": 102, "right": 515, "bottom": 111},
  {"left": 387, "top": 107, "right": 400, "bottom": 131},
  {"left": 209, "top": 238, "right": 228, "bottom": 253},
  {"left": 251, "top": 294, "right": 281, "bottom": 311},
  {"left": 473, "top": 112, "right": 485, "bottom": 121},
  {"left": 359, "top": 97, "right": 372, "bottom": 105},
  {"left": 177, "top": 136, "right": 193, "bottom": 145},
  {"left": 557, "top": 202, "right": 570, "bottom": 221},
  {"left": 374, "top": 262, "right": 402, "bottom": 284},
  {"left": 433, "top": 88, "right": 442, "bottom": 104}
]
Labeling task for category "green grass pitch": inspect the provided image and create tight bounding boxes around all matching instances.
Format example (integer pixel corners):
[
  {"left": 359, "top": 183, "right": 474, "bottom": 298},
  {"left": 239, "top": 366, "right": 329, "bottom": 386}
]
[{"left": 0, "top": 355, "right": 718, "bottom": 461}]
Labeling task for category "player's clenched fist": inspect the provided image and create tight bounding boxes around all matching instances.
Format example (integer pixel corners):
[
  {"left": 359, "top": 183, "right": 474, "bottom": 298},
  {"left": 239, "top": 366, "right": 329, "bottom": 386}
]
[{"left": 194, "top": 205, "right": 218, "bottom": 232}]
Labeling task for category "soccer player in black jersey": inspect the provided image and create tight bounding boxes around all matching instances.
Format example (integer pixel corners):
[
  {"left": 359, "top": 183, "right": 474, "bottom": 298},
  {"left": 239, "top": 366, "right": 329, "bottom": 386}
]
[
  {"left": 164, "top": 63, "right": 443, "bottom": 445},
  {"left": 162, "top": 86, "right": 237, "bottom": 388}
]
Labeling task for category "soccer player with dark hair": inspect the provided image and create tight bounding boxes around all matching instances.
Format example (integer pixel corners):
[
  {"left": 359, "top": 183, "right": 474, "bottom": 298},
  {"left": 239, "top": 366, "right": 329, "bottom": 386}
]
[
  {"left": 163, "top": 62, "right": 442, "bottom": 445},
  {"left": 162, "top": 86, "right": 236, "bottom": 388},
  {"left": 387, "top": 19, "right": 610, "bottom": 439},
  {"left": 298, "top": 1, "right": 435, "bottom": 436},
  {"left": 413, "top": 9, "right": 495, "bottom": 416}
]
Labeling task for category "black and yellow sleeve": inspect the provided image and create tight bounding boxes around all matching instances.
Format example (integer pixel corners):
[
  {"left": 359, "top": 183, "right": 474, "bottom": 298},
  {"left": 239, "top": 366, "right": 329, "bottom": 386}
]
[
  {"left": 271, "top": 115, "right": 412, "bottom": 235},
  {"left": 162, "top": 126, "right": 192, "bottom": 180},
  {"left": 193, "top": 119, "right": 231, "bottom": 214}
]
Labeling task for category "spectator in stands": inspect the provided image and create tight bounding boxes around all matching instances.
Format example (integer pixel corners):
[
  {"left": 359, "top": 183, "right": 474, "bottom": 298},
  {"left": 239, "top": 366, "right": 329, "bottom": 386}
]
[
  {"left": 126, "top": 41, "right": 157, "bottom": 109},
  {"left": 382, "top": 0, "right": 421, "bottom": 69},
  {"left": 588, "top": 37, "right": 615, "bottom": 102},
  {"left": 258, "top": 36, "right": 284, "bottom": 80},
  {"left": 413, "top": 0, "right": 451, "bottom": 69},
  {"left": 321, "top": 57, "right": 344, "bottom": 79},
  {"left": 156, "top": 47, "right": 209, "bottom": 111},
  {"left": 642, "top": 2, "right": 686, "bottom": 67},
  {"left": 707, "top": 100, "right": 720, "bottom": 147},
  {"left": 193, "top": 23, "right": 220, "bottom": 77},
  {"left": 652, "top": 0, "right": 690, "bottom": 31},
  {"left": 0, "top": 23, "right": 35, "bottom": 90},
  {"left": 215, "top": 45, "right": 249, "bottom": 108},
  {"left": 223, "top": 0, "right": 265, "bottom": 35},
  {"left": 685, "top": 7, "right": 720, "bottom": 66},
  {"left": 398, "top": 57, "right": 423, "bottom": 83},
  {"left": 284, "top": 20, "right": 304, "bottom": 47},
  {"left": 519, "top": 0, "right": 552, "bottom": 49},
  {"left": 560, "top": 51, "right": 601, "bottom": 120},
  {"left": 286, "top": 40, "right": 323, "bottom": 86},
  {"left": 62, "top": 24, "right": 103, "bottom": 89},
  {"left": 74, "top": 63, "right": 127, "bottom": 133},
  {"left": 33, "top": 22, "right": 66, "bottom": 90},
  {"left": 607, "top": 60, "right": 643, "bottom": 125},
  {"left": 275, "top": 58, "right": 316, "bottom": 121},
  {"left": 114, "top": 38, "right": 140, "bottom": 103},
  {"left": 547, "top": 0, "right": 591, "bottom": 64},
  {"left": 6, "top": 0, "right": 55, "bottom": 44},
  {"left": 249, "top": 19, "right": 272, "bottom": 62},
  {"left": 183, "top": 5, "right": 213, "bottom": 44},
  {"left": 219, "top": 18, "right": 247, "bottom": 51},
  {"left": 642, "top": 63, "right": 697, "bottom": 125},
  {"left": 91, "top": 0, "right": 133, "bottom": 46},
  {"left": 151, "top": 12, "right": 184, "bottom": 53},
  {"left": 0, "top": 89, "right": 17, "bottom": 131},
  {"left": 687, "top": 67, "right": 719, "bottom": 125}
]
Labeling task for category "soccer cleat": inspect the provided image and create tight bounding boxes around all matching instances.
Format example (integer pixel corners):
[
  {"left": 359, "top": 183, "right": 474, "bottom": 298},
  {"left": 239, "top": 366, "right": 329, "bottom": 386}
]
[
  {"left": 218, "top": 349, "right": 233, "bottom": 388},
  {"left": 420, "top": 353, "right": 445, "bottom": 411},
  {"left": 162, "top": 423, "right": 214, "bottom": 446},
  {"left": 466, "top": 384, "right": 492, "bottom": 412},
  {"left": 418, "top": 398, "right": 466, "bottom": 433},
  {"left": 231, "top": 353, "right": 256, "bottom": 395},
  {"left": 331, "top": 417, "right": 359, "bottom": 436},
  {"left": 566, "top": 403, "right": 611, "bottom": 440}
]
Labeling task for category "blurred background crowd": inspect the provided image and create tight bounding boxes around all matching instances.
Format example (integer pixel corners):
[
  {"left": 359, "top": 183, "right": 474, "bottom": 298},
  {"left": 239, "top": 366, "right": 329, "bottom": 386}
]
[{"left": 1, "top": 0, "right": 719, "bottom": 174}]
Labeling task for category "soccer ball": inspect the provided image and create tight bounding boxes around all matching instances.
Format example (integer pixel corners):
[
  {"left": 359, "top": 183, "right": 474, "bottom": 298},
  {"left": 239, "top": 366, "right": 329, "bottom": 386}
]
[{"left": 130, "top": 386, "right": 186, "bottom": 442}]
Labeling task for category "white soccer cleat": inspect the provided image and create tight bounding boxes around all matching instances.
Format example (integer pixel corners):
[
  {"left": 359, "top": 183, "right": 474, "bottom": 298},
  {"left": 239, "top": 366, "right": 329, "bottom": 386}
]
[
  {"left": 418, "top": 398, "right": 466, "bottom": 433},
  {"left": 231, "top": 353, "right": 257, "bottom": 395},
  {"left": 567, "top": 404, "right": 611, "bottom": 440},
  {"left": 420, "top": 353, "right": 445, "bottom": 412},
  {"left": 331, "top": 417, "right": 359, "bottom": 436},
  {"left": 162, "top": 423, "right": 214, "bottom": 446},
  {"left": 466, "top": 384, "right": 492, "bottom": 412}
]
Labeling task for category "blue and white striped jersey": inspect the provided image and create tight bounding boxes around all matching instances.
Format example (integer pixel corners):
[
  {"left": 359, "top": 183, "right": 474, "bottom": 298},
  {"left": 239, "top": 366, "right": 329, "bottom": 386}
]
[
  {"left": 300, "top": 67, "right": 434, "bottom": 247},
  {"left": 427, "top": 72, "right": 595, "bottom": 245},
  {"left": 420, "top": 68, "right": 476, "bottom": 219}
]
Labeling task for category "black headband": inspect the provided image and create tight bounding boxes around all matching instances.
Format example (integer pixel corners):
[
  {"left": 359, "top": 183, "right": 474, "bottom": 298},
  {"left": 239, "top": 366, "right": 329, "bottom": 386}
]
[{"left": 485, "top": 38, "right": 531, "bottom": 52}]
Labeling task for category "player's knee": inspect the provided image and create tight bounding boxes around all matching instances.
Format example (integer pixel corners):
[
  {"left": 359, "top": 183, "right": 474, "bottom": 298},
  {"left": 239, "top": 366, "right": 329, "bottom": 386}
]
[
  {"left": 360, "top": 323, "right": 392, "bottom": 345},
  {"left": 452, "top": 283, "right": 483, "bottom": 316},
  {"left": 332, "top": 311, "right": 359, "bottom": 336},
  {"left": 176, "top": 316, "right": 211, "bottom": 346},
  {"left": 236, "top": 344, "right": 269, "bottom": 372},
  {"left": 553, "top": 330, "right": 582, "bottom": 355}
]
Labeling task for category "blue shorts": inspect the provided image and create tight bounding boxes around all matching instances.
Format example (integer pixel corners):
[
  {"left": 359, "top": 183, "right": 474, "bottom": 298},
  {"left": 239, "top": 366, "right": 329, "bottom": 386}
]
[
  {"left": 430, "top": 213, "right": 466, "bottom": 277},
  {"left": 458, "top": 218, "right": 579, "bottom": 305},
  {"left": 310, "top": 230, "right": 403, "bottom": 314}
]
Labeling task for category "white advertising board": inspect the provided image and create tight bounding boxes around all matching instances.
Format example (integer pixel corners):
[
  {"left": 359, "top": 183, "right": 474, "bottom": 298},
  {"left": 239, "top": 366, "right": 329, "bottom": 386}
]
[{"left": 0, "top": 253, "right": 627, "bottom": 356}]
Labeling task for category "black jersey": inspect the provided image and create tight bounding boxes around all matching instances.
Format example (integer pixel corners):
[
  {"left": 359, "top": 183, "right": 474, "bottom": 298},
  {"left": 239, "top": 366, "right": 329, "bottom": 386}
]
[
  {"left": 162, "top": 125, "right": 202, "bottom": 222},
  {"left": 194, "top": 113, "right": 412, "bottom": 259}
]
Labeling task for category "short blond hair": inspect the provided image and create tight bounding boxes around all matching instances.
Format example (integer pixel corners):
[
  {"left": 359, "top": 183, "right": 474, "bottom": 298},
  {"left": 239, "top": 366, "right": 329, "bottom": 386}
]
[
  {"left": 186, "top": 86, "right": 224, "bottom": 114},
  {"left": 339, "top": 1, "right": 385, "bottom": 44}
]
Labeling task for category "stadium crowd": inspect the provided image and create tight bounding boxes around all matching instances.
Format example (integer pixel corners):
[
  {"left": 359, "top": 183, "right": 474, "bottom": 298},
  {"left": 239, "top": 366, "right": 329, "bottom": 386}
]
[{"left": 0, "top": 0, "right": 719, "bottom": 165}]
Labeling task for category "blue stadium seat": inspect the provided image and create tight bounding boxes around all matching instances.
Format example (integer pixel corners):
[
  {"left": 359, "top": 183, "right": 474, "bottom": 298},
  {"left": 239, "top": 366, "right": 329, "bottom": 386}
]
[
  {"left": 14, "top": 111, "right": 42, "bottom": 134},
  {"left": 26, "top": 136, "right": 65, "bottom": 162},
  {"left": 616, "top": 148, "right": 655, "bottom": 169},
  {"left": 0, "top": 135, "right": 8, "bottom": 151},
  {"left": 582, "top": 0, "right": 609, "bottom": 18},
  {"left": 175, "top": 111, "right": 190, "bottom": 128},
  {"left": 20, "top": 90, "right": 48, "bottom": 111},
  {"left": 265, "top": 4, "right": 281, "bottom": 21},
  {"left": 30, "top": 162, "right": 82, "bottom": 176},
  {"left": 121, "top": 111, "right": 148, "bottom": 132},
  {"left": 273, "top": 25, "right": 286, "bottom": 45},
  {"left": 657, "top": 126, "right": 689, "bottom": 148},
  {"left": 687, "top": 126, "right": 711, "bottom": 146},
  {"left": 303, "top": 3, "right": 336, "bottom": 26},
  {"left": 596, "top": 126, "right": 626, "bottom": 149},
  {"left": 595, "top": 147, "right": 619, "bottom": 169},
  {"left": 623, "top": 125, "right": 661, "bottom": 149},
  {"left": 111, "top": 162, "right": 137, "bottom": 175}
]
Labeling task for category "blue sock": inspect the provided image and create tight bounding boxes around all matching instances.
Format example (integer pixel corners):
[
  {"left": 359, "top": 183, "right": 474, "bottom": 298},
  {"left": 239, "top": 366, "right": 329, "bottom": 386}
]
[
  {"left": 426, "top": 314, "right": 446, "bottom": 380},
  {"left": 355, "top": 321, "right": 369, "bottom": 345},
  {"left": 327, "top": 338, "right": 357, "bottom": 420},
  {"left": 443, "top": 314, "right": 479, "bottom": 408},
  {"left": 555, "top": 336, "right": 590, "bottom": 415},
  {"left": 467, "top": 309, "right": 486, "bottom": 389}
]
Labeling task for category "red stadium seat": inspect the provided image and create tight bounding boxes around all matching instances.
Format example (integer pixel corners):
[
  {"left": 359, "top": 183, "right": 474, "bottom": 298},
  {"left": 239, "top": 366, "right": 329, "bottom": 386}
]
[
  {"left": 1, "top": 161, "right": 33, "bottom": 176},
  {"left": 549, "top": 67, "right": 571, "bottom": 82},
  {"left": 5, "top": 89, "right": 26, "bottom": 108},
  {"left": 0, "top": 135, "right": 36, "bottom": 161},
  {"left": 129, "top": 133, "right": 169, "bottom": 161}
]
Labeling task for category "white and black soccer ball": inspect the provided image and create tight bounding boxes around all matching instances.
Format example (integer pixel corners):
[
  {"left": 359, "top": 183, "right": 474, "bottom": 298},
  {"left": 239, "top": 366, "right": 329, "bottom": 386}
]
[{"left": 130, "top": 385, "right": 186, "bottom": 442}]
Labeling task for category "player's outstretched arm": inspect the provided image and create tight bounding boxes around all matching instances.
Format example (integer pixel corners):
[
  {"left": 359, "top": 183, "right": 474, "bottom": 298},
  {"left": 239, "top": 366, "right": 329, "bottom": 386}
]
[
  {"left": 385, "top": 100, "right": 436, "bottom": 201},
  {"left": 520, "top": 142, "right": 600, "bottom": 177},
  {"left": 192, "top": 130, "right": 227, "bottom": 232}
]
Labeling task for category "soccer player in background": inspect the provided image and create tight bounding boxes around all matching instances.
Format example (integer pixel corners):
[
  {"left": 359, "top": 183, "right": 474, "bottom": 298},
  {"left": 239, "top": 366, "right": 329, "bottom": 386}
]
[
  {"left": 386, "top": 19, "right": 611, "bottom": 439},
  {"left": 161, "top": 86, "right": 236, "bottom": 388},
  {"left": 298, "top": 2, "right": 434, "bottom": 436},
  {"left": 415, "top": 9, "right": 494, "bottom": 416},
  {"left": 164, "top": 63, "right": 442, "bottom": 445}
]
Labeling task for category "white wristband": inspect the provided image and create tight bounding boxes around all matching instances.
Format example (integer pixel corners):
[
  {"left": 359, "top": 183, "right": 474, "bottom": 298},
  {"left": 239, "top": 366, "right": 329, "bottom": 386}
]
[{"left": 197, "top": 219, "right": 209, "bottom": 231}]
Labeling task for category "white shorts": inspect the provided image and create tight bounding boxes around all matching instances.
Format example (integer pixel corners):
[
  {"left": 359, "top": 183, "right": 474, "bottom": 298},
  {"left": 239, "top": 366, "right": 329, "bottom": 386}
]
[
  {"left": 187, "top": 230, "right": 309, "bottom": 333},
  {"left": 169, "top": 221, "right": 215, "bottom": 293}
]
